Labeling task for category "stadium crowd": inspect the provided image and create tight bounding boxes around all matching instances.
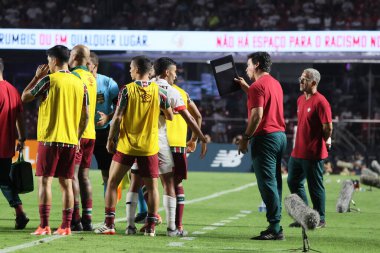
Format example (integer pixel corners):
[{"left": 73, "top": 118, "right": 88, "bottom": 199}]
[{"left": 1, "top": 0, "right": 380, "bottom": 30}]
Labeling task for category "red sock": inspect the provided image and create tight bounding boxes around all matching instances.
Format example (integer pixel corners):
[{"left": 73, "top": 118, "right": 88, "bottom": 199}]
[
  {"left": 175, "top": 186, "right": 185, "bottom": 228},
  {"left": 73, "top": 201, "right": 81, "bottom": 221},
  {"left": 81, "top": 199, "right": 92, "bottom": 222},
  {"left": 61, "top": 208, "right": 73, "bottom": 229},
  {"left": 146, "top": 213, "right": 158, "bottom": 231},
  {"left": 105, "top": 207, "right": 115, "bottom": 227},
  {"left": 14, "top": 204, "right": 24, "bottom": 216},
  {"left": 39, "top": 204, "right": 51, "bottom": 228}
]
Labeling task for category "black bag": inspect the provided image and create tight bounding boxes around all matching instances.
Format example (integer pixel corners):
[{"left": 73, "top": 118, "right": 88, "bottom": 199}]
[{"left": 10, "top": 152, "right": 34, "bottom": 194}]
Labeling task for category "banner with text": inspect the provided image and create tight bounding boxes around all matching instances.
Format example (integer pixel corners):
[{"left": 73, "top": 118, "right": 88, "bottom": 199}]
[{"left": 1, "top": 29, "right": 380, "bottom": 52}]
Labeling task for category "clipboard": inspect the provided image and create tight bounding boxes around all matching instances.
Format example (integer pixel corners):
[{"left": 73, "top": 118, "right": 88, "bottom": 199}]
[{"left": 210, "top": 55, "right": 240, "bottom": 97}]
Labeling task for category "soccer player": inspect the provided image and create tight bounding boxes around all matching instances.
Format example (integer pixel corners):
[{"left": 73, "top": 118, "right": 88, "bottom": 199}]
[
  {"left": 22, "top": 45, "right": 89, "bottom": 236},
  {"left": 126, "top": 57, "right": 207, "bottom": 237},
  {"left": 69, "top": 45, "right": 97, "bottom": 231},
  {"left": 94, "top": 56, "right": 173, "bottom": 236},
  {"left": 235, "top": 52, "right": 287, "bottom": 240},
  {"left": 0, "top": 57, "right": 29, "bottom": 229},
  {"left": 166, "top": 78, "right": 204, "bottom": 235},
  {"left": 287, "top": 68, "right": 332, "bottom": 228},
  {"left": 87, "top": 52, "right": 119, "bottom": 195}
]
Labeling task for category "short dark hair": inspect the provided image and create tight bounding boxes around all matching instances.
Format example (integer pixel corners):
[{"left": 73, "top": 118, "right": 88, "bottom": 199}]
[
  {"left": 46, "top": 45, "right": 70, "bottom": 64},
  {"left": 154, "top": 57, "right": 176, "bottom": 76},
  {"left": 131, "top": 55, "right": 152, "bottom": 75},
  {"left": 247, "top": 52, "right": 272, "bottom": 73},
  {"left": 0, "top": 58, "right": 4, "bottom": 73},
  {"left": 90, "top": 52, "right": 99, "bottom": 66}
]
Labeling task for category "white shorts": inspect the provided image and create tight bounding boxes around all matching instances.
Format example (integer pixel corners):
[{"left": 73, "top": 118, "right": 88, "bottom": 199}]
[
  {"left": 158, "top": 135, "right": 174, "bottom": 175},
  {"left": 131, "top": 135, "right": 174, "bottom": 175}
]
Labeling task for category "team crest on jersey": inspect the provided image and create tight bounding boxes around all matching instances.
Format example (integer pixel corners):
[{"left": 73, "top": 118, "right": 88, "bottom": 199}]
[
  {"left": 140, "top": 91, "right": 152, "bottom": 102},
  {"left": 87, "top": 76, "right": 94, "bottom": 86}
]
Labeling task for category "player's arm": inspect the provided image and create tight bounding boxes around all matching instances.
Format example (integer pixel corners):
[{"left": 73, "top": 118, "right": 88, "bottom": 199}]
[
  {"left": 187, "top": 98, "right": 202, "bottom": 142},
  {"left": 107, "top": 105, "right": 125, "bottom": 154},
  {"left": 21, "top": 64, "right": 49, "bottom": 103},
  {"left": 238, "top": 107, "right": 263, "bottom": 155},
  {"left": 163, "top": 107, "right": 173, "bottom": 121},
  {"left": 160, "top": 87, "right": 173, "bottom": 121},
  {"left": 107, "top": 88, "right": 127, "bottom": 154},
  {"left": 78, "top": 86, "right": 90, "bottom": 140},
  {"left": 178, "top": 109, "right": 207, "bottom": 158}
]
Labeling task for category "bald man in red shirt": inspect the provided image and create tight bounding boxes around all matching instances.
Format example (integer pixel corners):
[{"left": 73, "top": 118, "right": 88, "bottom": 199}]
[{"left": 287, "top": 68, "right": 332, "bottom": 229}]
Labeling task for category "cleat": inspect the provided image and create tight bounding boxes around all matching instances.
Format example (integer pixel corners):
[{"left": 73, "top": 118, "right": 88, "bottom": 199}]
[
  {"left": 289, "top": 221, "right": 301, "bottom": 228},
  {"left": 134, "top": 212, "right": 147, "bottom": 224},
  {"left": 139, "top": 214, "right": 161, "bottom": 233},
  {"left": 31, "top": 226, "right": 52, "bottom": 235},
  {"left": 125, "top": 225, "right": 137, "bottom": 235},
  {"left": 144, "top": 228, "right": 155, "bottom": 237},
  {"left": 94, "top": 224, "right": 115, "bottom": 235},
  {"left": 53, "top": 226, "right": 71, "bottom": 235},
  {"left": 166, "top": 227, "right": 178, "bottom": 237},
  {"left": 177, "top": 227, "right": 188, "bottom": 237},
  {"left": 15, "top": 214, "right": 29, "bottom": 230},
  {"left": 167, "top": 227, "right": 189, "bottom": 237},
  {"left": 81, "top": 218, "right": 93, "bottom": 231},
  {"left": 251, "top": 227, "right": 284, "bottom": 240},
  {"left": 317, "top": 220, "right": 326, "bottom": 228},
  {"left": 71, "top": 220, "right": 83, "bottom": 231}
]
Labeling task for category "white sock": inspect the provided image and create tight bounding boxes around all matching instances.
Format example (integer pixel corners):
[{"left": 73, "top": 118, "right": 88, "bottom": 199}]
[
  {"left": 126, "top": 192, "right": 138, "bottom": 228},
  {"left": 163, "top": 195, "right": 176, "bottom": 230}
]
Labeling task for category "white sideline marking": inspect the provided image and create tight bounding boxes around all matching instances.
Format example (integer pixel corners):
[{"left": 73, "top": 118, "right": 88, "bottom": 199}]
[
  {"left": 168, "top": 242, "right": 184, "bottom": 247},
  {"left": 0, "top": 236, "right": 61, "bottom": 253},
  {"left": 202, "top": 226, "right": 217, "bottom": 230},
  {"left": 1, "top": 181, "right": 257, "bottom": 253},
  {"left": 184, "top": 182, "right": 257, "bottom": 205},
  {"left": 192, "top": 231, "right": 206, "bottom": 235},
  {"left": 228, "top": 217, "right": 239, "bottom": 220},
  {"left": 211, "top": 223, "right": 225, "bottom": 226},
  {"left": 220, "top": 220, "right": 232, "bottom": 223},
  {"left": 240, "top": 210, "right": 252, "bottom": 214},
  {"left": 236, "top": 214, "right": 247, "bottom": 217},
  {"left": 180, "top": 237, "right": 195, "bottom": 241}
]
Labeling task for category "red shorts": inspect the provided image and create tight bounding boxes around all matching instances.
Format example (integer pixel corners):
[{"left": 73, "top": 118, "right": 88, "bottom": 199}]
[
  {"left": 75, "top": 138, "right": 95, "bottom": 168},
  {"left": 36, "top": 142, "right": 76, "bottom": 179},
  {"left": 112, "top": 151, "right": 159, "bottom": 178},
  {"left": 172, "top": 152, "right": 188, "bottom": 180}
]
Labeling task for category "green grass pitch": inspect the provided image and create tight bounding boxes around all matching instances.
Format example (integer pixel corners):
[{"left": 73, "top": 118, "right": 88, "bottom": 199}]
[{"left": 1, "top": 171, "right": 380, "bottom": 253}]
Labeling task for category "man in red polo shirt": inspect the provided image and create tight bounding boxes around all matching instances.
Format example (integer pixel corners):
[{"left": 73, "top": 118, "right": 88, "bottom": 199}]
[
  {"left": 287, "top": 68, "right": 332, "bottom": 228},
  {"left": 0, "top": 57, "right": 29, "bottom": 230},
  {"left": 235, "top": 52, "right": 287, "bottom": 240}
]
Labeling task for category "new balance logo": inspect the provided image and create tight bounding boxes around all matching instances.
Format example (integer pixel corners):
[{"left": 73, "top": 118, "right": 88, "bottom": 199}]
[{"left": 211, "top": 150, "right": 244, "bottom": 167}]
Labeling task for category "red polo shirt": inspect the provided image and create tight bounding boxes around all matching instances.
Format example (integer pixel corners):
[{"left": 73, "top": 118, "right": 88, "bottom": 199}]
[
  {"left": 291, "top": 92, "right": 332, "bottom": 160},
  {"left": 247, "top": 74, "right": 285, "bottom": 136},
  {"left": 0, "top": 80, "right": 23, "bottom": 158}
]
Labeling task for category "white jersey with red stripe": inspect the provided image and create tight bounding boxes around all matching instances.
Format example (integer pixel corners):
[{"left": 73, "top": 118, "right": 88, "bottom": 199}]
[{"left": 154, "top": 78, "right": 186, "bottom": 174}]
